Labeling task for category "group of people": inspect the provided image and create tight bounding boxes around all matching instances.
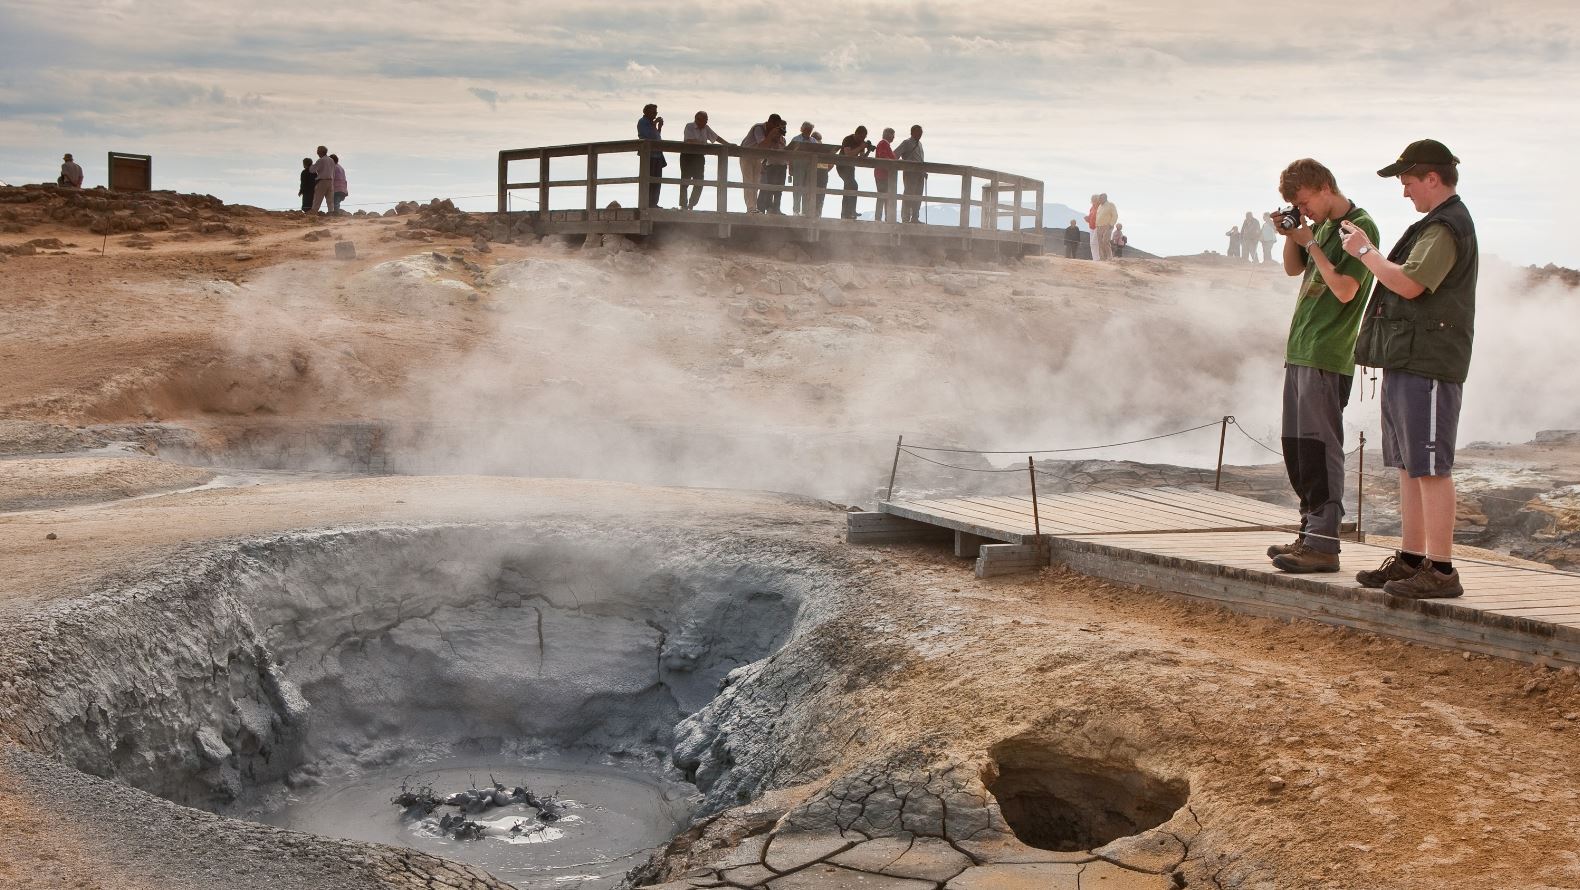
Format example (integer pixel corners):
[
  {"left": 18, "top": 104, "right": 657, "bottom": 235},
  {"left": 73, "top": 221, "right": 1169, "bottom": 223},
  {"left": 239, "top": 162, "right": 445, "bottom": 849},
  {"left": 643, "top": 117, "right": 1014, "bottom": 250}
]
[
  {"left": 638, "top": 105, "right": 928, "bottom": 221},
  {"left": 297, "top": 146, "right": 349, "bottom": 214},
  {"left": 1226, "top": 212, "right": 1279, "bottom": 261},
  {"left": 1056, "top": 195, "right": 1123, "bottom": 260},
  {"left": 1266, "top": 139, "right": 1478, "bottom": 602}
]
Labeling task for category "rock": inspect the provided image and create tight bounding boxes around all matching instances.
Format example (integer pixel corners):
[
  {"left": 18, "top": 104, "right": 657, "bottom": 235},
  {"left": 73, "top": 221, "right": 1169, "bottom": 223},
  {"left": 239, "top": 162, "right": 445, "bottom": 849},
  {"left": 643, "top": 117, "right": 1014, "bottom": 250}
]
[
  {"left": 472, "top": 235, "right": 491, "bottom": 253},
  {"left": 303, "top": 232, "right": 321, "bottom": 242},
  {"left": 335, "top": 241, "right": 357, "bottom": 260},
  {"left": 941, "top": 278, "right": 970, "bottom": 297},
  {"left": 820, "top": 282, "right": 847, "bottom": 307},
  {"left": 232, "top": 253, "right": 253, "bottom": 261},
  {"left": 45, "top": 533, "right": 57, "bottom": 540},
  {"left": 1267, "top": 775, "right": 1286, "bottom": 792}
]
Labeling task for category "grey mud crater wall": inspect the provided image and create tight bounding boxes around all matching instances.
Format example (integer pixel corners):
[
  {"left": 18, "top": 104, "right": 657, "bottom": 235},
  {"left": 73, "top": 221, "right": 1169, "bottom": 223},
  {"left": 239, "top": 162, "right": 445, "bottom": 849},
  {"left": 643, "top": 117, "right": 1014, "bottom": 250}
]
[{"left": 0, "top": 521, "right": 817, "bottom": 812}]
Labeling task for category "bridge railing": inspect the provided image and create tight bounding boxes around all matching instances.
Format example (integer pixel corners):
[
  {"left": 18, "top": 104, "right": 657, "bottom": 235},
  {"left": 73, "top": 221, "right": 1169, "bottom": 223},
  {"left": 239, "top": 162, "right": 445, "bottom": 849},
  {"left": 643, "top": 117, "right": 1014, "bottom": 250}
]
[{"left": 497, "top": 139, "right": 1043, "bottom": 234}]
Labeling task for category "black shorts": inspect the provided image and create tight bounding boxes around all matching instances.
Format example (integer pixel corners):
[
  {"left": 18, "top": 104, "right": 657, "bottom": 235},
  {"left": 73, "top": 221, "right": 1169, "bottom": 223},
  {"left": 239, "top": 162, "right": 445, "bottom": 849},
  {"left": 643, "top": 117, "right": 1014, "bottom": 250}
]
[{"left": 1380, "top": 369, "right": 1461, "bottom": 477}]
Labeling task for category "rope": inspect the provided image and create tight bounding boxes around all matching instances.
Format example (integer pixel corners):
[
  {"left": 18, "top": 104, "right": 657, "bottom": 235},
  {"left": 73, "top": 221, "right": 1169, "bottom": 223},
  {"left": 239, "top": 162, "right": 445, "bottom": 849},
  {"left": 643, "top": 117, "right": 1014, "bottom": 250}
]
[
  {"left": 901, "top": 420, "right": 1225, "bottom": 455},
  {"left": 897, "top": 448, "right": 1025, "bottom": 474}
]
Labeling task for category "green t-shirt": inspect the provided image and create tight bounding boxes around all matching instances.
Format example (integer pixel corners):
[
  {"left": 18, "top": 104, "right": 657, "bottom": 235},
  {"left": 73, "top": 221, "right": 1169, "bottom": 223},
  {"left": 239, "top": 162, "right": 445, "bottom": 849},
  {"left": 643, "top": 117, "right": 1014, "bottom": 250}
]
[
  {"left": 1286, "top": 205, "right": 1379, "bottom": 375},
  {"left": 1401, "top": 222, "right": 1458, "bottom": 292}
]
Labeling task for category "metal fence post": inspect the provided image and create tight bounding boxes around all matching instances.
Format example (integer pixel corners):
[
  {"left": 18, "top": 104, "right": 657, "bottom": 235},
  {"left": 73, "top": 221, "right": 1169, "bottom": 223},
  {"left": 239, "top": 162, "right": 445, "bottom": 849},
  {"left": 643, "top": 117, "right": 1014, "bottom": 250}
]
[
  {"left": 1027, "top": 456, "right": 1041, "bottom": 539},
  {"left": 1214, "top": 415, "right": 1231, "bottom": 491},
  {"left": 886, "top": 435, "right": 904, "bottom": 501},
  {"left": 1357, "top": 430, "right": 1366, "bottom": 542}
]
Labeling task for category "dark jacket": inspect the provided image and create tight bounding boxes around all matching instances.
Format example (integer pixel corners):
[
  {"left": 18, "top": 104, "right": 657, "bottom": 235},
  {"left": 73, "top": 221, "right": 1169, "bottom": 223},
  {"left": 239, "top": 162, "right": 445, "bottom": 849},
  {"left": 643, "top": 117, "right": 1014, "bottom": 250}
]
[
  {"left": 1354, "top": 195, "right": 1477, "bottom": 383},
  {"left": 298, "top": 168, "right": 315, "bottom": 197}
]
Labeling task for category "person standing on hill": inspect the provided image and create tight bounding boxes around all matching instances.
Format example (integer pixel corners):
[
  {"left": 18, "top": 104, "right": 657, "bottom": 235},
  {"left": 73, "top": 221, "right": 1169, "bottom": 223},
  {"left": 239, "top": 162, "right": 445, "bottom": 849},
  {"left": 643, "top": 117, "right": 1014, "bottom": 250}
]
[
  {"left": 296, "top": 158, "right": 314, "bottom": 212},
  {"left": 330, "top": 154, "right": 348, "bottom": 214},
  {"left": 1241, "top": 211, "right": 1262, "bottom": 261},
  {"left": 1260, "top": 213, "right": 1279, "bottom": 263},
  {"left": 59, "top": 153, "right": 84, "bottom": 188},
  {"left": 1064, "top": 219, "right": 1081, "bottom": 258},
  {"left": 894, "top": 125, "right": 925, "bottom": 223},
  {"left": 1267, "top": 158, "right": 1379, "bottom": 575},
  {"left": 637, "top": 103, "right": 666, "bottom": 209},
  {"left": 309, "top": 145, "right": 336, "bottom": 214},
  {"left": 1093, "top": 194, "right": 1118, "bottom": 261},
  {"left": 1343, "top": 140, "right": 1478, "bottom": 600},
  {"left": 1112, "top": 223, "right": 1128, "bottom": 258},
  {"left": 1226, "top": 225, "right": 1242, "bottom": 258}
]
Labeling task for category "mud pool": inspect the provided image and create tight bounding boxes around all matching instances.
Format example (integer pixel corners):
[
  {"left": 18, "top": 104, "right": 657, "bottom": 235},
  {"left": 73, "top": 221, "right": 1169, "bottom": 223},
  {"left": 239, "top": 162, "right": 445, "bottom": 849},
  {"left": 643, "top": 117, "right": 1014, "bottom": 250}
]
[{"left": 255, "top": 756, "right": 690, "bottom": 888}]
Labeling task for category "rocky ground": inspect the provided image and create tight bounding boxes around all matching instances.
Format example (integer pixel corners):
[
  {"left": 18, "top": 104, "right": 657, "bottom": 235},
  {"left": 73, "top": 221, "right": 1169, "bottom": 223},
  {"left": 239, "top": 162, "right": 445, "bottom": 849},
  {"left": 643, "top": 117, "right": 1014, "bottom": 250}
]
[{"left": 2, "top": 185, "right": 1579, "bottom": 888}]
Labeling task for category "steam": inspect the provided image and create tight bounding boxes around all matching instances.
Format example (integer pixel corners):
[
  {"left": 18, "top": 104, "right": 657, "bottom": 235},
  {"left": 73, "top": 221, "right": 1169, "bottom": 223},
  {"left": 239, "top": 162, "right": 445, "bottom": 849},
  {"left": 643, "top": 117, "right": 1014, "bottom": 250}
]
[{"left": 213, "top": 242, "right": 1577, "bottom": 504}]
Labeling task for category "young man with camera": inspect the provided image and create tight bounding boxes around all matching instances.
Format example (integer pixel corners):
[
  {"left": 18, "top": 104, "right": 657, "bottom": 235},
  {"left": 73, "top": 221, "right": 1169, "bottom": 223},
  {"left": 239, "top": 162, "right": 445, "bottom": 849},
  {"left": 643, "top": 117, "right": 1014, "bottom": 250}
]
[
  {"left": 1267, "top": 159, "right": 1379, "bottom": 574},
  {"left": 1339, "top": 140, "right": 1477, "bottom": 599}
]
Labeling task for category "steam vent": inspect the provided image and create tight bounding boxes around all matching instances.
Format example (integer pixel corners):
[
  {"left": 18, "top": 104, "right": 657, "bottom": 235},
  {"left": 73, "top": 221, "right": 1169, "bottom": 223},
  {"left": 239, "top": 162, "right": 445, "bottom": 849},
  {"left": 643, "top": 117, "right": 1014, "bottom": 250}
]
[{"left": 3, "top": 167, "right": 1579, "bottom": 890}]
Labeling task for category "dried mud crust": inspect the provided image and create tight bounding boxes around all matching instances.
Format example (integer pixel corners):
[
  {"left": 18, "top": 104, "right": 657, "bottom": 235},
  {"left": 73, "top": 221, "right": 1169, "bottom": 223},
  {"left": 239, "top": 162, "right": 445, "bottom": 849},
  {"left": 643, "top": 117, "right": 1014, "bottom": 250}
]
[{"left": 1, "top": 481, "right": 1578, "bottom": 889}]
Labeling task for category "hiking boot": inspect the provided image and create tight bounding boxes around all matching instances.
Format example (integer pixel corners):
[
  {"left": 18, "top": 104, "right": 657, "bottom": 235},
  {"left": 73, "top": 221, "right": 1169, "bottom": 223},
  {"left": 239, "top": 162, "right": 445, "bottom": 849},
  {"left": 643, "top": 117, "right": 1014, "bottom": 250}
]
[
  {"left": 1383, "top": 560, "right": 1464, "bottom": 599},
  {"left": 1355, "top": 554, "right": 1418, "bottom": 589},
  {"left": 1271, "top": 543, "right": 1340, "bottom": 574},
  {"left": 1266, "top": 535, "right": 1304, "bottom": 559}
]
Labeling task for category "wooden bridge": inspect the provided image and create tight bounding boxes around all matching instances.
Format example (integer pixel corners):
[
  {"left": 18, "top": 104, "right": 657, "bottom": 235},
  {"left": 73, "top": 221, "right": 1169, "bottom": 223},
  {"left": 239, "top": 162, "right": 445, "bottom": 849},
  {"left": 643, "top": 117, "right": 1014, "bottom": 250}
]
[
  {"left": 496, "top": 139, "right": 1045, "bottom": 258},
  {"left": 849, "top": 486, "right": 1580, "bottom": 669}
]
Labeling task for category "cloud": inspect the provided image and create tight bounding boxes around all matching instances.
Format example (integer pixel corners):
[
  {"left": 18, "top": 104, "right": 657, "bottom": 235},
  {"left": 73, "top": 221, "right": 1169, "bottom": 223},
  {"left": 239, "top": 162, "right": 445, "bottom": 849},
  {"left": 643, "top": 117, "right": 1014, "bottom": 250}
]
[
  {"left": 469, "top": 87, "right": 500, "bottom": 110},
  {"left": 821, "top": 42, "right": 860, "bottom": 72},
  {"left": 624, "top": 59, "right": 660, "bottom": 80}
]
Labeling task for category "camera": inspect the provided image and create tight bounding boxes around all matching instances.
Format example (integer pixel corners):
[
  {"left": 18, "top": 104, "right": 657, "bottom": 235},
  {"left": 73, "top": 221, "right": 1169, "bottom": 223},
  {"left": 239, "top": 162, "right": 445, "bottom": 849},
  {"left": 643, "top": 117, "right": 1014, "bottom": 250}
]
[
  {"left": 863, "top": 140, "right": 875, "bottom": 152},
  {"left": 1273, "top": 206, "right": 1303, "bottom": 230}
]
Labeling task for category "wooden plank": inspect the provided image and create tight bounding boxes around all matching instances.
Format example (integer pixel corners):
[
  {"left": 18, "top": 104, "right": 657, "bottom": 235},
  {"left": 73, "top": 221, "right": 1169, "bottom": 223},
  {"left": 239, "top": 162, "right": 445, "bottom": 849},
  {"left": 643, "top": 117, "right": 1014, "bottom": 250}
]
[
  {"left": 892, "top": 497, "right": 1041, "bottom": 532},
  {"left": 976, "top": 543, "right": 1049, "bottom": 579},
  {"left": 881, "top": 501, "right": 1030, "bottom": 543},
  {"left": 846, "top": 511, "right": 952, "bottom": 545}
]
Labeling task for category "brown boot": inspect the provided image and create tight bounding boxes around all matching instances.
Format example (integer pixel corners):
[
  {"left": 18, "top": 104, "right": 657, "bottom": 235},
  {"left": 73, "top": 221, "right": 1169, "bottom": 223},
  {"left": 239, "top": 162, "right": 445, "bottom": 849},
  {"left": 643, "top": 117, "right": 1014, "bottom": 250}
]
[
  {"left": 1355, "top": 553, "right": 1419, "bottom": 589},
  {"left": 1266, "top": 535, "right": 1304, "bottom": 560},
  {"left": 1383, "top": 560, "right": 1464, "bottom": 599},
  {"left": 1272, "top": 543, "right": 1340, "bottom": 574}
]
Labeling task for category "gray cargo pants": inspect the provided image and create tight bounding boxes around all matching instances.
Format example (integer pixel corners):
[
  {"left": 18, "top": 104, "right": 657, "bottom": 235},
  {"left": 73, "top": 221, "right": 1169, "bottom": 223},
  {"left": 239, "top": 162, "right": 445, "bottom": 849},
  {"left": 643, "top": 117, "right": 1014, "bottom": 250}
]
[{"left": 1281, "top": 364, "right": 1352, "bottom": 554}]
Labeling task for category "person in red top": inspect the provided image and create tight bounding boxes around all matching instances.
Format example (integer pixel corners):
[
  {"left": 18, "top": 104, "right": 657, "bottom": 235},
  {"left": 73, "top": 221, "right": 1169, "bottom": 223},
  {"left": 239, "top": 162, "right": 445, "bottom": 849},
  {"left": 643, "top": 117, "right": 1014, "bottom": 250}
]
[{"left": 873, "top": 128, "right": 897, "bottom": 222}]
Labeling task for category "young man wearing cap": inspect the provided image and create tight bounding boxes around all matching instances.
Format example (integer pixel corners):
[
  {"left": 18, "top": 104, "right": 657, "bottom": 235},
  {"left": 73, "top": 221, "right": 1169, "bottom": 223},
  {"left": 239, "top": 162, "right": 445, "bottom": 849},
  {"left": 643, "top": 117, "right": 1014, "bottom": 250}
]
[
  {"left": 1339, "top": 139, "right": 1477, "bottom": 599},
  {"left": 1267, "top": 159, "right": 1379, "bottom": 574}
]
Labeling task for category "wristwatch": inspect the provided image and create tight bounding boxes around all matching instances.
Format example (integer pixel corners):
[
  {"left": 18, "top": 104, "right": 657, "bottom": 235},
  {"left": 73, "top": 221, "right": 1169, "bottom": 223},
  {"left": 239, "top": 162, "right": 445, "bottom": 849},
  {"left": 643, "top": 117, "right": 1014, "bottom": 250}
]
[{"left": 1357, "top": 246, "right": 1373, "bottom": 257}]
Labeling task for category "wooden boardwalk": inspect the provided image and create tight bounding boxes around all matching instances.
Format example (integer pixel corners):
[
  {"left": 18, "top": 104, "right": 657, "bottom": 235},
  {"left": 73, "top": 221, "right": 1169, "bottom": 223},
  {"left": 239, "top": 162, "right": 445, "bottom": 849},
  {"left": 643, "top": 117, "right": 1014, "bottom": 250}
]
[{"left": 848, "top": 486, "right": 1580, "bottom": 668}]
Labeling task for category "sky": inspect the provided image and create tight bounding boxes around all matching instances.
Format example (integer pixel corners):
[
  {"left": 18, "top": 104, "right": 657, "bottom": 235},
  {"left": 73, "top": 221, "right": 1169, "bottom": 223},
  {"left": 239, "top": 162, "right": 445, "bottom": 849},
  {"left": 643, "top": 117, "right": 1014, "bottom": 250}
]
[{"left": 2, "top": 0, "right": 1577, "bottom": 265}]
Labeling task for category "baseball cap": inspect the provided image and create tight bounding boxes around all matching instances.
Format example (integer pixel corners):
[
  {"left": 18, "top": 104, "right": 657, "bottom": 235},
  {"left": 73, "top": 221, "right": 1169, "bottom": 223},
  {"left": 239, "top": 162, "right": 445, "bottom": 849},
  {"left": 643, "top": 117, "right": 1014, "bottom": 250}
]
[{"left": 1377, "top": 139, "right": 1460, "bottom": 177}]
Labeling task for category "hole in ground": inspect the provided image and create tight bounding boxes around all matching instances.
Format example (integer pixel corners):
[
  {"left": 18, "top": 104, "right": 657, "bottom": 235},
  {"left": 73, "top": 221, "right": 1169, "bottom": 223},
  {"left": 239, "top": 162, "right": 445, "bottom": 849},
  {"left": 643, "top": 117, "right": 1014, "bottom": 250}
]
[{"left": 987, "top": 737, "right": 1188, "bottom": 852}]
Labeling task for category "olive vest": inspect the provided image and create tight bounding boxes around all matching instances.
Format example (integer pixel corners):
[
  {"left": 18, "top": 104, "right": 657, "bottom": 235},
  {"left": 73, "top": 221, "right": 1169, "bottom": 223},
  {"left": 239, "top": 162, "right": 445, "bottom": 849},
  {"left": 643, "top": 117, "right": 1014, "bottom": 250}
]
[{"left": 1353, "top": 195, "right": 1478, "bottom": 383}]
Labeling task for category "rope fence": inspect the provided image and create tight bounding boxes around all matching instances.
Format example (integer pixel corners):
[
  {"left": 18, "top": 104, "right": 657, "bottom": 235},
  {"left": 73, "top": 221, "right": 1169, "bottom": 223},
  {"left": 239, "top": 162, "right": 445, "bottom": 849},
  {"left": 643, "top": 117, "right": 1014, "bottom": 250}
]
[{"left": 883, "top": 414, "right": 1580, "bottom": 582}]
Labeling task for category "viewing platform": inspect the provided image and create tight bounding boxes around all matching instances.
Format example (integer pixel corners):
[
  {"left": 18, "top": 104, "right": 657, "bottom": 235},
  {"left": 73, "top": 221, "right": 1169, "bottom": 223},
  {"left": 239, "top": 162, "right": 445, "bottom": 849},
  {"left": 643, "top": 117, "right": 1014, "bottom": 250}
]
[{"left": 497, "top": 139, "right": 1045, "bottom": 259}]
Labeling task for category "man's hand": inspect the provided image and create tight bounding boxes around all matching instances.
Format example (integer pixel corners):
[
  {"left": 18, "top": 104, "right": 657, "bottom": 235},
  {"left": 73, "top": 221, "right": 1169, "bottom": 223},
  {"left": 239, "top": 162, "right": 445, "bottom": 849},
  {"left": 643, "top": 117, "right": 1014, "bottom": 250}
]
[
  {"left": 1339, "top": 219, "right": 1375, "bottom": 257},
  {"left": 1279, "top": 219, "right": 1316, "bottom": 247}
]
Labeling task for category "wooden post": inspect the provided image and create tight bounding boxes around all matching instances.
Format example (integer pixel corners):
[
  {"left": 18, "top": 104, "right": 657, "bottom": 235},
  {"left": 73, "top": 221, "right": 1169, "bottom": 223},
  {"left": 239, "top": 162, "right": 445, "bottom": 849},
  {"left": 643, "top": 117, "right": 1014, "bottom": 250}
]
[
  {"left": 1214, "top": 415, "right": 1230, "bottom": 491},
  {"left": 586, "top": 150, "right": 598, "bottom": 213},
  {"left": 1034, "top": 181, "right": 1044, "bottom": 230},
  {"left": 497, "top": 152, "right": 508, "bottom": 214},
  {"left": 886, "top": 435, "right": 904, "bottom": 501},
  {"left": 1356, "top": 430, "right": 1366, "bottom": 542},
  {"left": 637, "top": 143, "right": 650, "bottom": 211},
  {"left": 537, "top": 154, "right": 550, "bottom": 218},
  {"left": 715, "top": 146, "right": 728, "bottom": 213},
  {"left": 959, "top": 172, "right": 972, "bottom": 229},
  {"left": 1027, "top": 456, "right": 1042, "bottom": 539},
  {"left": 1013, "top": 181, "right": 1023, "bottom": 232}
]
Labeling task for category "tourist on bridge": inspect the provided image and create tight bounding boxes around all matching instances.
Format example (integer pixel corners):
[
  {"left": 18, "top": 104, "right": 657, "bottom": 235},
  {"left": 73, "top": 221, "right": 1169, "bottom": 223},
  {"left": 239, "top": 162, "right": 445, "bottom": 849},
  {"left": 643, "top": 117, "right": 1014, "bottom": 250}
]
[
  {"left": 296, "top": 158, "right": 314, "bottom": 212},
  {"left": 740, "top": 113, "right": 786, "bottom": 212},
  {"left": 1064, "top": 219, "right": 1081, "bottom": 258},
  {"left": 681, "top": 111, "right": 731, "bottom": 210},
  {"left": 790, "top": 122, "right": 820, "bottom": 216},
  {"left": 873, "top": 128, "right": 898, "bottom": 222},
  {"left": 757, "top": 119, "right": 789, "bottom": 214},
  {"left": 836, "top": 126, "right": 873, "bottom": 220},
  {"left": 1267, "top": 158, "right": 1378, "bottom": 576},
  {"left": 894, "top": 125, "right": 925, "bottom": 223},
  {"left": 58, "top": 153, "right": 83, "bottom": 188},
  {"left": 637, "top": 103, "right": 666, "bottom": 209},
  {"left": 1345, "top": 139, "right": 1478, "bottom": 599}
]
